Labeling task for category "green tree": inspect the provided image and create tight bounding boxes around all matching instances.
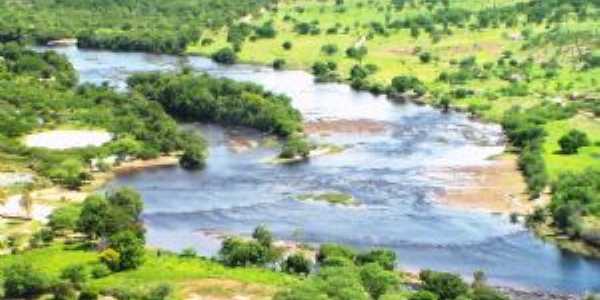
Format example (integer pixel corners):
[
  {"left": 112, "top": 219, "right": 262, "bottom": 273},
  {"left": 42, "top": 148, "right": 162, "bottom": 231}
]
[
  {"left": 360, "top": 263, "right": 398, "bottom": 299},
  {"left": 180, "top": 142, "right": 206, "bottom": 170},
  {"left": 409, "top": 291, "right": 439, "bottom": 300},
  {"left": 49, "top": 205, "right": 81, "bottom": 233},
  {"left": 212, "top": 47, "right": 237, "bottom": 64},
  {"left": 108, "top": 230, "right": 145, "bottom": 271},
  {"left": 356, "top": 249, "right": 396, "bottom": 270},
  {"left": 346, "top": 46, "right": 368, "bottom": 63},
  {"left": 219, "top": 237, "right": 271, "bottom": 267},
  {"left": 282, "top": 254, "right": 312, "bottom": 275},
  {"left": 279, "top": 137, "right": 311, "bottom": 159},
  {"left": 317, "top": 243, "right": 357, "bottom": 263},
  {"left": 77, "top": 195, "right": 110, "bottom": 239},
  {"left": 558, "top": 129, "right": 590, "bottom": 154},
  {"left": 420, "top": 270, "right": 469, "bottom": 300},
  {"left": 253, "top": 225, "right": 273, "bottom": 248}
]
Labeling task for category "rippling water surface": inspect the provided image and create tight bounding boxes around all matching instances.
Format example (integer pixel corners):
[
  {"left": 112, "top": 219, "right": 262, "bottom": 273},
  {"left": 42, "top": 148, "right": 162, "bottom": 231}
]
[{"left": 38, "top": 46, "right": 600, "bottom": 293}]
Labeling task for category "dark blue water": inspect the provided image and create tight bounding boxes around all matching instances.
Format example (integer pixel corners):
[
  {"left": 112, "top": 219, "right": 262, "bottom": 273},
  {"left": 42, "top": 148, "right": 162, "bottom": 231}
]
[{"left": 38, "top": 46, "right": 600, "bottom": 294}]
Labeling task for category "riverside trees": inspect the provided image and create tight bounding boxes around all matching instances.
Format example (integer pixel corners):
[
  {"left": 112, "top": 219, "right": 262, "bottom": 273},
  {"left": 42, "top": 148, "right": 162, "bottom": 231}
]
[{"left": 127, "top": 71, "right": 303, "bottom": 138}]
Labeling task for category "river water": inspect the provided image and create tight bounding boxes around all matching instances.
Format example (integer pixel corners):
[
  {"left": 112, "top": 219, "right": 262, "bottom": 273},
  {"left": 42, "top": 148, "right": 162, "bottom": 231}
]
[{"left": 38, "top": 46, "right": 600, "bottom": 294}]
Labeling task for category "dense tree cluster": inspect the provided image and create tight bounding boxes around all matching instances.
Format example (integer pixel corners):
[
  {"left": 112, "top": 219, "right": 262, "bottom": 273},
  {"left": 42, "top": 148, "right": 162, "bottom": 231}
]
[
  {"left": 127, "top": 71, "right": 303, "bottom": 137},
  {"left": 0, "top": 0, "right": 276, "bottom": 54}
]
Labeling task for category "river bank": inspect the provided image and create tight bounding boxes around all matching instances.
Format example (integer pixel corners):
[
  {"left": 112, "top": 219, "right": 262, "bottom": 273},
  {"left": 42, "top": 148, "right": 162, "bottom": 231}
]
[{"left": 436, "top": 153, "right": 540, "bottom": 215}]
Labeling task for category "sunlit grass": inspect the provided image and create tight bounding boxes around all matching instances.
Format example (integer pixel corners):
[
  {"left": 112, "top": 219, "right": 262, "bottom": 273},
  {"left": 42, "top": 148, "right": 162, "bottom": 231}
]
[
  {"left": 0, "top": 243, "right": 295, "bottom": 299},
  {"left": 544, "top": 115, "right": 600, "bottom": 179}
]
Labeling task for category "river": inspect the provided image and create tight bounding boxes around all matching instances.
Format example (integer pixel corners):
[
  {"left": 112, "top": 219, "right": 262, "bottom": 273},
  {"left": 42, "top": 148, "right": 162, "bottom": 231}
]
[{"left": 37, "top": 46, "right": 600, "bottom": 294}]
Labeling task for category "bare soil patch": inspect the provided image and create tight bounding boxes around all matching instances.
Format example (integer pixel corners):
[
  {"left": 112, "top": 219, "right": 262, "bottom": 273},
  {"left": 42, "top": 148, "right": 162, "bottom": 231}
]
[
  {"left": 435, "top": 154, "right": 545, "bottom": 214},
  {"left": 112, "top": 155, "right": 179, "bottom": 174}
]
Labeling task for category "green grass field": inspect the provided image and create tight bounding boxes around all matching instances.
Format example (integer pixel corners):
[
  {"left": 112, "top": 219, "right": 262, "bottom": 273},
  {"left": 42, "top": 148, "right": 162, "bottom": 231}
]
[
  {"left": 544, "top": 115, "right": 600, "bottom": 179},
  {"left": 0, "top": 243, "right": 295, "bottom": 299}
]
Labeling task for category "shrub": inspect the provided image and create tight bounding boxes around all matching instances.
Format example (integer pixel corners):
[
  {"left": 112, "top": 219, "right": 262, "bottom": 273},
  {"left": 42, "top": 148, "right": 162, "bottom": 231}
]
[
  {"left": 317, "top": 243, "right": 356, "bottom": 263},
  {"left": 409, "top": 291, "right": 439, "bottom": 300},
  {"left": 356, "top": 249, "right": 396, "bottom": 270},
  {"left": 79, "top": 288, "right": 99, "bottom": 300},
  {"left": 108, "top": 230, "right": 145, "bottom": 271},
  {"left": 78, "top": 188, "right": 144, "bottom": 240},
  {"left": 558, "top": 129, "right": 590, "bottom": 154},
  {"left": 2, "top": 262, "right": 49, "bottom": 298},
  {"left": 100, "top": 248, "right": 121, "bottom": 271},
  {"left": 390, "top": 75, "right": 426, "bottom": 97},
  {"left": 350, "top": 64, "right": 372, "bottom": 81},
  {"left": 219, "top": 237, "right": 271, "bottom": 267},
  {"left": 253, "top": 225, "right": 274, "bottom": 248},
  {"left": 282, "top": 253, "right": 312, "bottom": 275},
  {"left": 211, "top": 47, "right": 237, "bottom": 64},
  {"left": 360, "top": 263, "right": 399, "bottom": 300},
  {"left": 51, "top": 281, "right": 77, "bottom": 300},
  {"left": 346, "top": 46, "right": 368, "bottom": 62},
  {"left": 321, "top": 44, "right": 339, "bottom": 55},
  {"left": 255, "top": 21, "right": 277, "bottom": 38},
  {"left": 419, "top": 52, "right": 432, "bottom": 63},
  {"left": 60, "top": 264, "right": 88, "bottom": 288},
  {"left": 47, "top": 158, "right": 89, "bottom": 189},
  {"left": 273, "top": 58, "right": 287, "bottom": 70},
  {"left": 282, "top": 41, "right": 293, "bottom": 50},
  {"left": 279, "top": 137, "right": 312, "bottom": 159},
  {"left": 321, "top": 256, "right": 355, "bottom": 268},
  {"left": 49, "top": 204, "right": 81, "bottom": 232},
  {"left": 146, "top": 284, "right": 172, "bottom": 300},
  {"left": 180, "top": 142, "right": 206, "bottom": 170},
  {"left": 91, "top": 263, "right": 112, "bottom": 278},
  {"left": 77, "top": 194, "right": 110, "bottom": 239},
  {"left": 419, "top": 270, "right": 469, "bottom": 300}
]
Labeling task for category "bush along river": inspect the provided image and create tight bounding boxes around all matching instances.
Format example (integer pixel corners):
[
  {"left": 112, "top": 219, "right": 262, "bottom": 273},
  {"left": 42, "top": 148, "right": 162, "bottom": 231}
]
[{"left": 37, "top": 46, "right": 600, "bottom": 295}]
